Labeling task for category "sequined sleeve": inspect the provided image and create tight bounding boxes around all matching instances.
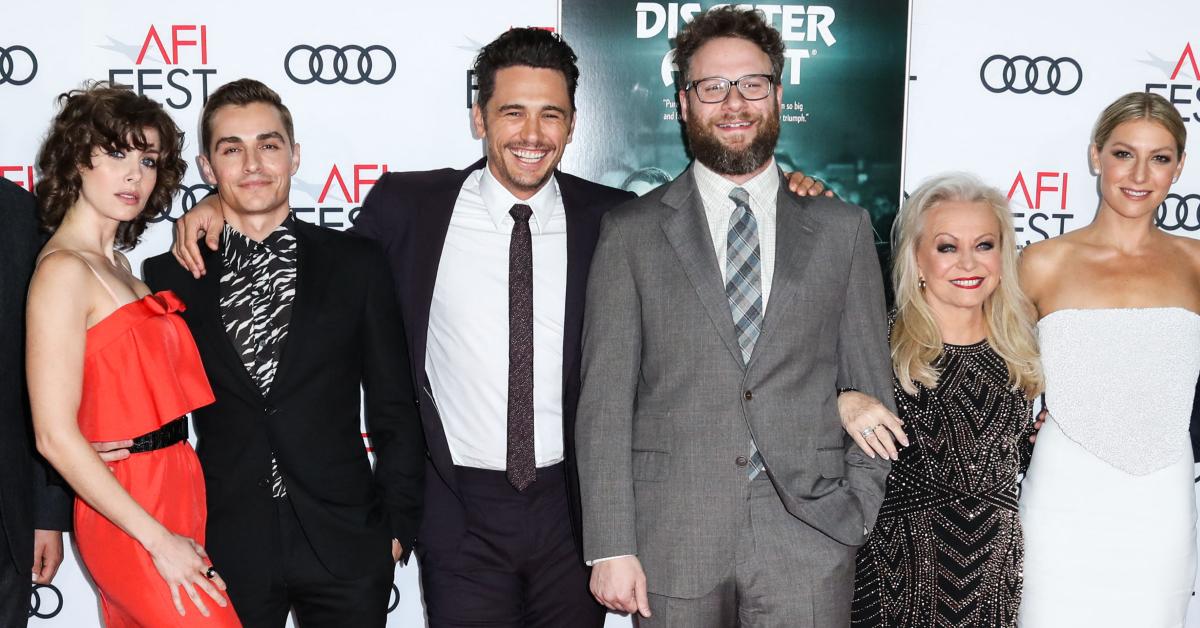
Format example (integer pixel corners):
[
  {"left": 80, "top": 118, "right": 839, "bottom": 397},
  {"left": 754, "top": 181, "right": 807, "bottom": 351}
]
[{"left": 1017, "top": 398, "right": 1036, "bottom": 474}]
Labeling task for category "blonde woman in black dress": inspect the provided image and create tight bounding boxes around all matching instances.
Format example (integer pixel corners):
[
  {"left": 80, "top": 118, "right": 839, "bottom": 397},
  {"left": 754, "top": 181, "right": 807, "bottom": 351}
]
[{"left": 841, "top": 173, "right": 1043, "bottom": 627}]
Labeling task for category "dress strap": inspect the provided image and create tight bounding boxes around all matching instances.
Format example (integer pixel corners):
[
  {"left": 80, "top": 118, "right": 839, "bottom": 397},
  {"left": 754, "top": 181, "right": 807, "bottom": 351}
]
[{"left": 37, "top": 249, "right": 124, "bottom": 308}]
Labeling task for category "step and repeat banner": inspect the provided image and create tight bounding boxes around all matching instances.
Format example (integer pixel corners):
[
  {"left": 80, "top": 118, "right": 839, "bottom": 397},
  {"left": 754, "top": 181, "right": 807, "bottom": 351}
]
[{"left": 5, "top": 0, "right": 1200, "bottom": 626}]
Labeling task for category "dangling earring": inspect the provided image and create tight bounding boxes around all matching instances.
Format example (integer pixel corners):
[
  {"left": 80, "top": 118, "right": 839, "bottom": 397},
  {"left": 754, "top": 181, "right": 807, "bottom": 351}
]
[{"left": 918, "top": 277, "right": 926, "bottom": 290}]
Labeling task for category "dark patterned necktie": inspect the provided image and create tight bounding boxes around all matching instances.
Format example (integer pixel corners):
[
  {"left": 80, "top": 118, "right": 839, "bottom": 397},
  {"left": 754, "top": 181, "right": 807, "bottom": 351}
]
[{"left": 507, "top": 204, "right": 536, "bottom": 491}]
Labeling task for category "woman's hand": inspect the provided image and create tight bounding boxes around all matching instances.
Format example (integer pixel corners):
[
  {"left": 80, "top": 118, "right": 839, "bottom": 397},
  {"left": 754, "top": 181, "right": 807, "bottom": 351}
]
[
  {"left": 838, "top": 391, "right": 908, "bottom": 460},
  {"left": 144, "top": 531, "right": 229, "bottom": 617}
]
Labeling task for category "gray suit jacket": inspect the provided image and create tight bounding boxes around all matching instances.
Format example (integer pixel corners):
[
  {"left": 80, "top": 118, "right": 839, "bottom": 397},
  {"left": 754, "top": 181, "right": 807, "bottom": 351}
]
[{"left": 576, "top": 165, "right": 895, "bottom": 599}]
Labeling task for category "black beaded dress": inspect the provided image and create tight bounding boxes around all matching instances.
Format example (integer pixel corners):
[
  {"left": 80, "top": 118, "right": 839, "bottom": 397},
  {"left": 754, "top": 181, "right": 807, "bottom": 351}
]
[{"left": 850, "top": 339, "right": 1035, "bottom": 627}]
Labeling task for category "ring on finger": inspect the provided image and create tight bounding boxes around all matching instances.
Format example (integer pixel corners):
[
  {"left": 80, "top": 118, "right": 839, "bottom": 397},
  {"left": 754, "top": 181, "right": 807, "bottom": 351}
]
[
  {"left": 860, "top": 426, "right": 875, "bottom": 437},
  {"left": 205, "top": 566, "right": 217, "bottom": 580}
]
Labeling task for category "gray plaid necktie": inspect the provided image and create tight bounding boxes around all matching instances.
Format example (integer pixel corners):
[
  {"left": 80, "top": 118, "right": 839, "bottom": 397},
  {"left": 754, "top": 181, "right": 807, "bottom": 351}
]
[{"left": 725, "top": 187, "right": 766, "bottom": 480}]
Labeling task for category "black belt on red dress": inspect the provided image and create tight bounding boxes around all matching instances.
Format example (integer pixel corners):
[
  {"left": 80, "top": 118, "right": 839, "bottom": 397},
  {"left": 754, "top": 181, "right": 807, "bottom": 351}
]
[{"left": 128, "top": 417, "right": 188, "bottom": 454}]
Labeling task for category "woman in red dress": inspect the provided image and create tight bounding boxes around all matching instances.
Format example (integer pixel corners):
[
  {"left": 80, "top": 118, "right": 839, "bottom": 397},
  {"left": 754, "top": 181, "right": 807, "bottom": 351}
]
[{"left": 26, "top": 83, "right": 241, "bottom": 627}]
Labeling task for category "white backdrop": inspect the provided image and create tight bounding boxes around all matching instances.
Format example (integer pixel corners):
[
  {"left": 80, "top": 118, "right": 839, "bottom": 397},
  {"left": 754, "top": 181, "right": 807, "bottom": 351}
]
[{"left": 5, "top": 0, "right": 1200, "bottom": 625}]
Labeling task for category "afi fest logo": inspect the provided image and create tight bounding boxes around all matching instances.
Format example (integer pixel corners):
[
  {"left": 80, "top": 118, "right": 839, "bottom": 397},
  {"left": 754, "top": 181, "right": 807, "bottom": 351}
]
[
  {"left": 980, "top": 55, "right": 1082, "bottom": 95},
  {"left": 1144, "top": 42, "right": 1199, "bottom": 123},
  {"left": 0, "top": 165, "right": 35, "bottom": 191},
  {"left": 1007, "top": 170, "right": 1074, "bottom": 245},
  {"left": 292, "top": 162, "right": 389, "bottom": 228},
  {"left": 636, "top": 3, "right": 836, "bottom": 88},
  {"left": 103, "top": 24, "right": 216, "bottom": 109},
  {"left": 0, "top": 44, "right": 37, "bottom": 86}
]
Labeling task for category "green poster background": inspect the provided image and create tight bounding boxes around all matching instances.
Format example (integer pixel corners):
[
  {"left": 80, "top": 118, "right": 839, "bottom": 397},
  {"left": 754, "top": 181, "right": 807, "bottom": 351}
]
[{"left": 560, "top": 0, "right": 909, "bottom": 270}]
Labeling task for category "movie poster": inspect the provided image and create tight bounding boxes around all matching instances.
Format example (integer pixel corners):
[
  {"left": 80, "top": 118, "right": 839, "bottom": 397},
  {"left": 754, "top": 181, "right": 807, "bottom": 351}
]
[{"left": 561, "top": 0, "right": 909, "bottom": 260}]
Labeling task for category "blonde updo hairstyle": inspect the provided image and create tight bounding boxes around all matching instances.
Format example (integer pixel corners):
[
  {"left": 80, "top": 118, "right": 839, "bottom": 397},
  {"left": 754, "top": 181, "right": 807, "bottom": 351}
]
[{"left": 1092, "top": 91, "right": 1186, "bottom": 157}]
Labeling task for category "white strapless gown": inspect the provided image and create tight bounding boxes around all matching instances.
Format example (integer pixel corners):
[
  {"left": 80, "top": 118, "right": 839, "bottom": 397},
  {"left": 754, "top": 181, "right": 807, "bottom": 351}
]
[{"left": 1019, "top": 308, "right": 1200, "bottom": 627}]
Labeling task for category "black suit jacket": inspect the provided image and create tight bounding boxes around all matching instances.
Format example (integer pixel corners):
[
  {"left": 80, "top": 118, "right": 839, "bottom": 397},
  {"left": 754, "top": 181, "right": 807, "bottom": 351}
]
[
  {"left": 354, "top": 159, "right": 634, "bottom": 557},
  {"left": 0, "top": 179, "right": 71, "bottom": 576},
  {"left": 143, "top": 219, "right": 424, "bottom": 576}
]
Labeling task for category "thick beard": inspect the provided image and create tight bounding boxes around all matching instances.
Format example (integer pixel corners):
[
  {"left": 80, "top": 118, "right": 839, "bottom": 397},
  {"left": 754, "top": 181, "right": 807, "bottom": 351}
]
[{"left": 685, "top": 108, "right": 780, "bottom": 176}]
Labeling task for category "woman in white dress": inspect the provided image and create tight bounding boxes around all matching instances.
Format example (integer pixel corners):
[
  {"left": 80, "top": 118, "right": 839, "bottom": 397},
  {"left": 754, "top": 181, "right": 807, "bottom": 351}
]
[{"left": 1018, "top": 92, "right": 1200, "bottom": 627}]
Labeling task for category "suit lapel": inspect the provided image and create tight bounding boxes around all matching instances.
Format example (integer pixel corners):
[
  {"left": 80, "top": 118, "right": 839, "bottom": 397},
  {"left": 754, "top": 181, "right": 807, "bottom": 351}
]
[
  {"left": 191, "top": 247, "right": 264, "bottom": 404},
  {"left": 410, "top": 162, "right": 481, "bottom": 386},
  {"left": 660, "top": 168, "right": 744, "bottom": 367},
  {"left": 560, "top": 174, "right": 597, "bottom": 392},
  {"left": 751, "top": 183, "right": 818, "bottom": 360},
  {"left": 268, "top": 221, "right": 324, "bottom": 401}
]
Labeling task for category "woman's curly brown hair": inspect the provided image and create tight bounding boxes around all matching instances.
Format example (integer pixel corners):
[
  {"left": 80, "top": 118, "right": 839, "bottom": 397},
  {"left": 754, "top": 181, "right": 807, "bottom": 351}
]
[{"left": 35, "top": 82, "right": 186, "bottom": 250}]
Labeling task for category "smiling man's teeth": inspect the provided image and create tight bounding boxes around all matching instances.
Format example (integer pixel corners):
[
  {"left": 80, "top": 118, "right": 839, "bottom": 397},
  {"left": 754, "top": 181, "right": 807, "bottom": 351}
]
[
  {"left": 718, "top": 121, "right": 751, "bottom": 128},
  {"left": 512, "top": 149, "right": 547, "bottom": 162}
]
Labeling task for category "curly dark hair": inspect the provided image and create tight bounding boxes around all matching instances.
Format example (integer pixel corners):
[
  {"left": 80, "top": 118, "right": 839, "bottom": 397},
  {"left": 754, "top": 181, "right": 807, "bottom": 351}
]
[
  {"left": 672, "top": 6, "right": 786, "bottom": 86},
  {"left": 35, "top": 83, "right": 186, "bottom": 250},
  {"left": 474, "top": 27, "right": 579, "bottom": 112}
]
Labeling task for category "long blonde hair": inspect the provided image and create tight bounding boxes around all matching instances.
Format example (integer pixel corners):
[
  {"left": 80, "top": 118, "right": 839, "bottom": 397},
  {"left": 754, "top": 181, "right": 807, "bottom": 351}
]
[{"left": 890, "top": 172, "right": 1044, "bottom": 397}]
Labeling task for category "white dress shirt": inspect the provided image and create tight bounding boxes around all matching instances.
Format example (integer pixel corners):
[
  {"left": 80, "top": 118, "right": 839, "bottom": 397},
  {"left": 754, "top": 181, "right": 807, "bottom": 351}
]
[
  {"left": 693, "top": 157, "right": 779, "bottom": 310},
  {"left": 425, "top": 166, "right": 568, "bottom": 470}
]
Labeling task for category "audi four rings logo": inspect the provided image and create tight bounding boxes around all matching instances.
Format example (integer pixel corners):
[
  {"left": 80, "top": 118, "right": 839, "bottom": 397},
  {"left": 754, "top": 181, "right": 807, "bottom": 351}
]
[
  {"left": 151, "top": 183, "right": 216, "bottom": 224},
  {"left": 1156, "top": 193, "right": 1200, "bottom": 232},
  {"left": 284, "top": 45, "right": 396, "bottom": 85},
  {"left": 980, "top": 55, "right": 1082, "bottom": 95},
  {"left": 0, "top": 45, "right": 37, "bottom": 85},
  {"left": 388, "top": 584, "right": 400, "bottom": 613},
  {"left": 29, "top": 584, "right": 63, "bottom": 620}
]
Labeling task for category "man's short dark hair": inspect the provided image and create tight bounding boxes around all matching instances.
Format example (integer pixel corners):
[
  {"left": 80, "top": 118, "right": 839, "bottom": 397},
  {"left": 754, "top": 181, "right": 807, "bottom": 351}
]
[
  {"left": 473, "top": 28, "right": 580, "bottom": 112},
  {"left": 200, "top": 78, "right": 295, "bottom": 155},
  {"left": 673, "top": 6, "right": 786, "bottom": 85}
]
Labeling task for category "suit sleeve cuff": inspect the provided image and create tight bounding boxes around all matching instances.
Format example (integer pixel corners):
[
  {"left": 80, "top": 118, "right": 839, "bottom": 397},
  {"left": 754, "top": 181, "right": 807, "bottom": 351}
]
[{"left": 586, "top": 554, "right": 635, "bottom": 567}]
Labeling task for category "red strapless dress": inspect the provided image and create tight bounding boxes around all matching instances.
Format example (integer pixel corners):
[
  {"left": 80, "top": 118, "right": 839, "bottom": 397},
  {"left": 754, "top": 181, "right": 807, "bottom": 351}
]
[{"left": 74, "top": 291, "right": 241, "bottom": 627}]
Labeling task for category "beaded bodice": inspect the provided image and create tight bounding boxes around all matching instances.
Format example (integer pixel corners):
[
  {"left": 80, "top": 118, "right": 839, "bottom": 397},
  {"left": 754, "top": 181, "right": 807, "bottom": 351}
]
[
  {"left": 1037, "top": 307, "right": 1200, "bottom": 475},
  {"left": 878, "top": 340, "right": 1034, "bottom": 519}
]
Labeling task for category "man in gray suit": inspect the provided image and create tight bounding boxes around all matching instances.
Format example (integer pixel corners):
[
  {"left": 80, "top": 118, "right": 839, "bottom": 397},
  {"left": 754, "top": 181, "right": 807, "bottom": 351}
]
[{"left": 576, "top": 7, "right": 895, "bottom": 626}]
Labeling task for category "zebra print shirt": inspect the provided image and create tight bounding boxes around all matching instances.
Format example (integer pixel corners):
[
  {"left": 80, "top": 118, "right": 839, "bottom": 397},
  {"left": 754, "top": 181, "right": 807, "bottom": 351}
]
[{"left": 220, "top": 215, "right": 298, "bottom": 498}]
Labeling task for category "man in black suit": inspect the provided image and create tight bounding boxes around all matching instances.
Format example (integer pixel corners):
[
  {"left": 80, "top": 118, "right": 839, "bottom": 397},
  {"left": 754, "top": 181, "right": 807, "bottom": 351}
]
[
  {"left": 349, "top": 28, "right": 633, "bottom": 627},
  {"left": 172, "top": 29, "right": 634, "bottom": 627},
  {"left": 0, "top": 178, "right": 71, "bottom": 627},
  {"left": 140, "top": 79, "right": 423, "bottom": 627}
]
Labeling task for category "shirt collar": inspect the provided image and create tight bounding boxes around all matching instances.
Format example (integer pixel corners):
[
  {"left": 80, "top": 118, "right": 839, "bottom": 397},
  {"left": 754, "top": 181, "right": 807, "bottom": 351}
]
[
  {"left": 692, "top": 157, "right": 780, "bottom": 213},
  {"left": 222, "top": 213, "right": 297, "bottom": 263},
  {"left": 478, "top": 163, "right": 560, "bottom": 233}
]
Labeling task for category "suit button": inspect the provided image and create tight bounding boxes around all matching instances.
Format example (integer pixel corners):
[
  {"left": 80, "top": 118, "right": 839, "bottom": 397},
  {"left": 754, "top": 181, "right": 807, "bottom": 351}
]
[
  {"left": 735, "top": 455, "right": 749, "bottom": 467},
  {"left": 744, "top": 390, "right": 753, "bottom": 401},
  {"left": 257, "top": 477, "right": 271, "bottom": 488},
  {"left": 413, "top": 397, "right": 421, "bottom": 408}
]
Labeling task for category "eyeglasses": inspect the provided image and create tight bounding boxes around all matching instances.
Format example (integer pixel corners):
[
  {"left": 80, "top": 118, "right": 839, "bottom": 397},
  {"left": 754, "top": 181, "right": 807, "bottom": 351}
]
[{"left": 684, "top": 74, "right": 775, "bottom": 104}]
